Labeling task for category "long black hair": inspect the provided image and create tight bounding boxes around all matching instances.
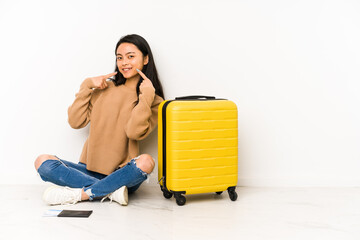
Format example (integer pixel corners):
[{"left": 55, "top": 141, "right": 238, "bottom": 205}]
[{"left": 112, "top": 34, "right": 164, "bottom": 102}]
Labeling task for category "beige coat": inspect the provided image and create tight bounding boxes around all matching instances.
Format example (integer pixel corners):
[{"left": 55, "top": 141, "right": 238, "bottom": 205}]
[{"left": 68, "top": 78, "right": 163, "bottom": 175}]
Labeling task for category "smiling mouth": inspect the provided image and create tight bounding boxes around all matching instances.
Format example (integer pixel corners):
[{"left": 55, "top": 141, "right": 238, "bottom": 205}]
[{"left": 122, "top": 67, "right": 132, "bottom": 72}]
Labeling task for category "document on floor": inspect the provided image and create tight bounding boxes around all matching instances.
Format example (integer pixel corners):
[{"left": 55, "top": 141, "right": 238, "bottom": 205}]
[{"left": 43, "top": 209, "right": 93, "bottom": 218}]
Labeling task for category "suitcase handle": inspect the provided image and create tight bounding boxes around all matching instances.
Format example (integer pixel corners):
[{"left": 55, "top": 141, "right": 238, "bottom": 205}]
[{"left": 175, "top": 95, "right": 216, "bottom": 100}]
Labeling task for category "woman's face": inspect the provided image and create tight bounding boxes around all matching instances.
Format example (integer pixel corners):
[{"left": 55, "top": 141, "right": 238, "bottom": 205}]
[{"left": 116, "top": 43, "right": 148, "bottom": 79}]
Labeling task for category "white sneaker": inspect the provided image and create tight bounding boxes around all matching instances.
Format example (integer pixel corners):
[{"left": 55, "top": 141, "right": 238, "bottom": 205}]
[
  {"left": 101, "top": 186, "right": 128, "bottom": 206},
  {"left": 43, "top": 186, "right": 82, "bottom": 205}
]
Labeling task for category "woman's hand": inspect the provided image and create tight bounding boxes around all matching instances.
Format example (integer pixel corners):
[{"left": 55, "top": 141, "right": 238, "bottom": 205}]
[
  {"left": 88, "top": 72, "right": 117, "bottom": 89},
  {"left": 136, "top": 69, "right": 154, "bottom": 90}
]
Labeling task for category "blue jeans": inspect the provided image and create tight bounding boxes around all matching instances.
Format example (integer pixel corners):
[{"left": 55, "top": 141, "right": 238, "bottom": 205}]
[{"left": 37, "top": 156, "right": 148, "bottom": 200}]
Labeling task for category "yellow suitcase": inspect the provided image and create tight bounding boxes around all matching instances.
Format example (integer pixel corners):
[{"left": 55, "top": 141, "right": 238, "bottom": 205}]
[{"left": 158, "top": 96, "right": 238, "bottom": 205}]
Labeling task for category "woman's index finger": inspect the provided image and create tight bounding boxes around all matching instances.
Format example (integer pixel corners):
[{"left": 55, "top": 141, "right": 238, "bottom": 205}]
[
  {"left": 105, "top": 72, "right": 117, "bottom": 78},
  {"left": 136, "top": 69, "right": 147, "bottom": 79}
]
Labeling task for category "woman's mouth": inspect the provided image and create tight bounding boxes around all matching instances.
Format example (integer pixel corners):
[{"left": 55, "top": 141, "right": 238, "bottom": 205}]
[{"left": 122, "top": 67, "right": 132, "bottom": 72}]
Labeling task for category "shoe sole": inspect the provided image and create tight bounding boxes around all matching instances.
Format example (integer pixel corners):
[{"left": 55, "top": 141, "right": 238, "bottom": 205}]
[
  {"left": 113, "top": 186, "right": 128, "bottom": 206},
  {"left": 42, "top": 186, "right": 59, "bottom": 205},
  {"left": 119, "top": 186, "right": 128, "bottom": 206}
]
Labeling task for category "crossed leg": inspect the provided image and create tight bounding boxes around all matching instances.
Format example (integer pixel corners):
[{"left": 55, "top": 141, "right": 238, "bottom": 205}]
[{"left": 35, "top": 154, "right": 155, "bottom": 200}]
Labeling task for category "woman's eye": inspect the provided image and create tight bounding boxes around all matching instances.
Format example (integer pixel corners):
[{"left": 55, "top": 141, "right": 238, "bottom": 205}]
[
  {"left": 128, "top": 55, "right": 134, "bottom": 58},
  {"left": 117, "top": 57, "right": 122, "bottom": 60}
]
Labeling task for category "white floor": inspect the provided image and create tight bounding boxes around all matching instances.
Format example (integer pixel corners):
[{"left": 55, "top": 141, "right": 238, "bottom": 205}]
[{"left": 1, "top": 184, "right": 360, "bottom": 240}]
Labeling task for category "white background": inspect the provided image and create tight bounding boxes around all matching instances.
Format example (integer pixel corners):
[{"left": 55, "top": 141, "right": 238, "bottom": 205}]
[{"left": 0, "top": 0, "right": 359, "bottom": 186}]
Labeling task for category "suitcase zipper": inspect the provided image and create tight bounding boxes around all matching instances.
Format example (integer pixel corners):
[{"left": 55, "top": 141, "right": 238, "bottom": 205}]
[
  {"left": 158, "top": 176, "right": 164, "bottom": 185},
  {"left": 161, "top": 100, "right": 174, "bottom": 190}
]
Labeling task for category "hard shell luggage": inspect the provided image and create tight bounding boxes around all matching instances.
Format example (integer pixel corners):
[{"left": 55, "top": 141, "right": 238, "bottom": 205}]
[{"left": 158, "top": 96, "right": 238, "bottom": 206}]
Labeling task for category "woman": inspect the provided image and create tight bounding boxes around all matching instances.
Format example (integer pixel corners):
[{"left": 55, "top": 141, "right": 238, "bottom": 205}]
[{"left": 34, "top": 34, "right": 164, "bottom": 206}]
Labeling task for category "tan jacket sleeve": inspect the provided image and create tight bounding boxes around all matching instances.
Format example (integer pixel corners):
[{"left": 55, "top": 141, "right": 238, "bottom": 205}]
[
  {"left": 125, "top": 86, "right": 164, "bottom": 140},
  {"left": 68, "top": 78, "right": 96, "bottom": 129}
]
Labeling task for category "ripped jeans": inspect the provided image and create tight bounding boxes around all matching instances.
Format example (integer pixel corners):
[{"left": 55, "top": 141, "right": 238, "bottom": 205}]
[{"left": 37, "top": 156, "right": 148, "bottom": 200}]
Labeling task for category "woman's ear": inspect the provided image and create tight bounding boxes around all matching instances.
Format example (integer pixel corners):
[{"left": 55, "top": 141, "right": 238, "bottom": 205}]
[{"left": 144, "top": 55, "right": 149, "bottom": 65}]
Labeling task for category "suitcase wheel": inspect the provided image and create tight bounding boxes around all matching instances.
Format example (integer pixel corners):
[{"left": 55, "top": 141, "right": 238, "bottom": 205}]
[
  {"left": 162, "top": 189, "right": 173, "bottom": 199},
  {"left": 174, "top": 193, "right": 186, "bottom": 206},
  {"left": 227, "top": 187, "right": 238, "bottom": 201},
  {"left": 160, "top": 186, "right": 173, "bottom": 199}
]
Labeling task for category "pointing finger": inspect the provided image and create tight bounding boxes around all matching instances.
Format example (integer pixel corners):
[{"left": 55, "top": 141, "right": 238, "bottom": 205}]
[
  {"left": 105, "top": 72, "right": 117, "bottom": 79},
  {"left": 136, "top": 69, "right": 147, "bottom": 79}
]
